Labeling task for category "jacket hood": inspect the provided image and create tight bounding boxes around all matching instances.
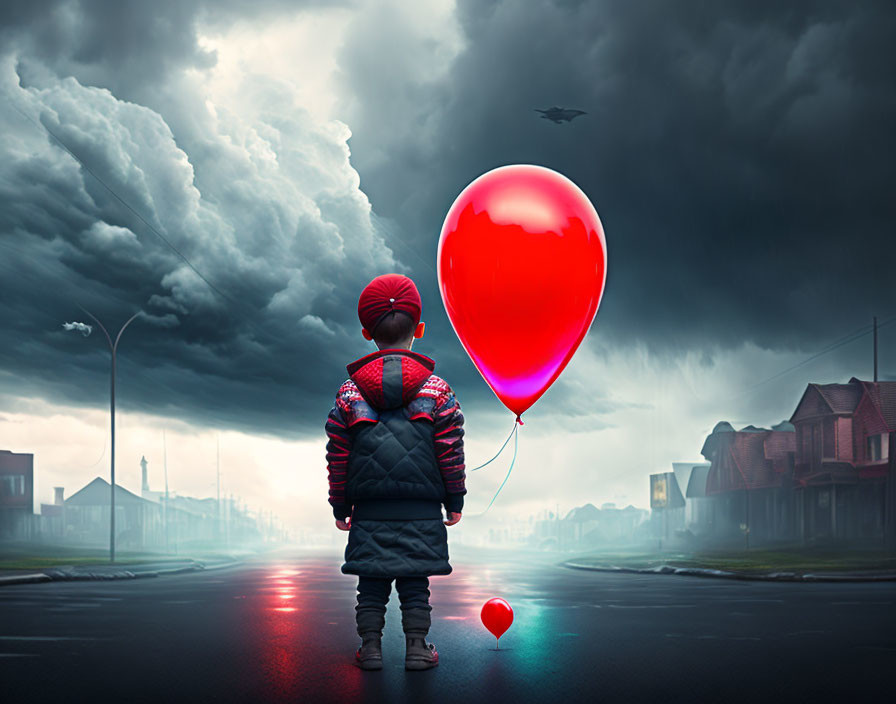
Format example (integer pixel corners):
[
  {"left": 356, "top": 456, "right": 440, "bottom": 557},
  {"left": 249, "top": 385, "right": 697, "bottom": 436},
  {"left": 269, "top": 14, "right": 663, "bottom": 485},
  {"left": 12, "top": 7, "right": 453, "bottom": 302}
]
[{"left": 346, "top": 349, "right": 435, "bottom": 410}]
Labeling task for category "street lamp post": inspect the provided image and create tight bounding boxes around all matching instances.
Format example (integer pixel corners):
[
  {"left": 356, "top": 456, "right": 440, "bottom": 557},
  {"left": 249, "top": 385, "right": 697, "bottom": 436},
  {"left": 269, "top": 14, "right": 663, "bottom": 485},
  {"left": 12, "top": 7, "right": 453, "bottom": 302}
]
[{"left": 72, "top": 306, "right": 142, "bottom": 563}]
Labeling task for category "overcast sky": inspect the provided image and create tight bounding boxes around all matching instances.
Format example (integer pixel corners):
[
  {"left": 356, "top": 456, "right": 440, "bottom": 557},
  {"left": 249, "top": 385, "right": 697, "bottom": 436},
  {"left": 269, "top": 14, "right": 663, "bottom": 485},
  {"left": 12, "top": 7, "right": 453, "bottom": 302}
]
[{"left": 1, "top": 0, "right": 893, "bottom": 534}]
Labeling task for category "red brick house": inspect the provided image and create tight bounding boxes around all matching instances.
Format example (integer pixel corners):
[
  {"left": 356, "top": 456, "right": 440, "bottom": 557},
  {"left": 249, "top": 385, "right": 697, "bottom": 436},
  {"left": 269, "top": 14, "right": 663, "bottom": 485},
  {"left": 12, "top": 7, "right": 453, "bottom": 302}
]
[
  {"left": 0, "top": 450, "right": 35, "bottom": 538},
  {"left": 790, "top": 377, "right": 896, "bottom": 543},
  {"left": 699, "top": 421, "right": 796, "bottom": 544}
]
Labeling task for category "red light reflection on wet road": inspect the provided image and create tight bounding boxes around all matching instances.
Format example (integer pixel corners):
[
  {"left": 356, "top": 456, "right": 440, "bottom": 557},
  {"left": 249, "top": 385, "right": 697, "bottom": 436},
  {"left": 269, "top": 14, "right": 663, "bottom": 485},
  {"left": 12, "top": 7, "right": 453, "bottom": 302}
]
[{"left": 245, "top": 560, "right": 365, "bottom": 702}]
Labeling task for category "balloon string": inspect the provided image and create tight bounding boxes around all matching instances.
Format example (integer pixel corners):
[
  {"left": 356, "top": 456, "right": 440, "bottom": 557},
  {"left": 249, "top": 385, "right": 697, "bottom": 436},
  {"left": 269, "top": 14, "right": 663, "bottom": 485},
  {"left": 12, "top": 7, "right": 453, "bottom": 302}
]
[
  {"left": 469, "top": 419, "right": 517, "bottom": 472},
  {"left": 472, "top": 422, "right": 519, "bottom": 516}
]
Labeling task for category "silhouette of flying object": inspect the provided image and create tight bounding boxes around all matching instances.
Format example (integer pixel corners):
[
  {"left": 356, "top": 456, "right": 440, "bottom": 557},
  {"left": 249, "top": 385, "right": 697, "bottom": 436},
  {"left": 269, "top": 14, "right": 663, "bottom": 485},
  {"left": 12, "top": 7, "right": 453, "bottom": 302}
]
[{"left": 535, "top": 106, "right": 587, "bottom": 123}]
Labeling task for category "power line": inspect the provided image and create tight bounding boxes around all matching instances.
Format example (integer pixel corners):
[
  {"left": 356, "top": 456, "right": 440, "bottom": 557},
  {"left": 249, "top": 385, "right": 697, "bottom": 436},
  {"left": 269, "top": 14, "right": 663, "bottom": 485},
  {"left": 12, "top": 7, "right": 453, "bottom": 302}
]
[
  {"left": 371, "top": 213, "right": 439, "bottom": 281},
  {"left": 737, "top": 316, "right": 896, "bottom": 396},
  {"left": 0, "top": 238, "right": 137, "bottom": 312}
]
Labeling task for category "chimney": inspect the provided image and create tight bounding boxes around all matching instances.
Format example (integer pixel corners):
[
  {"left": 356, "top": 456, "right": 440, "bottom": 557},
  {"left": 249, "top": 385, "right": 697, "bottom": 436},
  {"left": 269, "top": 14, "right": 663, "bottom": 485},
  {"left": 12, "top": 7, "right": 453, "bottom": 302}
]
[
  {"left": 140, "top": 455, "right": 149, "bottom": 493},
  {"left": 54, "top": 487, "right": 64, "bottom": 505}
]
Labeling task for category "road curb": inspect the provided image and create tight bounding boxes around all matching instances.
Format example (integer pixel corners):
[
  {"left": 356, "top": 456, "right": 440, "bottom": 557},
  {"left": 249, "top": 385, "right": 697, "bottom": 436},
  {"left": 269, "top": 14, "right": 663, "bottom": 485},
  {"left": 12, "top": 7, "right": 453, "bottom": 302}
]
[
  {"left": 0, "top": 573, "right": 53, "bottom": 586},
  {"left": 197, "top": 560, "right": 242, "bottom": 572},
  {"left": 0, "top": 560, "right": 242, "bottom": 587},
  {"left": 561, "top": 562, "right": 896, "bottom": 582}
]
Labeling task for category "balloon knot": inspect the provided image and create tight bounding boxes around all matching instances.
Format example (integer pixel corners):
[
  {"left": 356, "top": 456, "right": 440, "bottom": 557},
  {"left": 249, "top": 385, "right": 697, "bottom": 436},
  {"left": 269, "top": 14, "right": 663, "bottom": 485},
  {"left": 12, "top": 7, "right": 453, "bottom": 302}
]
[{"left": 515, "top": 415, "right": 524, "bottom": 426}]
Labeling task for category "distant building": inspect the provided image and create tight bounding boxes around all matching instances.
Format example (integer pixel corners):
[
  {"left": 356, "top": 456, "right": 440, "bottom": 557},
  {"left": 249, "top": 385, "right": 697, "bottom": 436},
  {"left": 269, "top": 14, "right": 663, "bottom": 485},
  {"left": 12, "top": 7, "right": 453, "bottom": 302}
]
[
  {"left": 649, "top": 471, "right": 686, "bottom": 541},
  {"left": 682, "top": 463, "right": 712, "bottom": 533},
  {"left": 139, "top": 456, "right": 164, "bottom": 503},
  {"left": 699, "top": 420, "right": 796, "bottom": 545},
  {"left": 790, "top": 377, "right": 896, "bottom": 543},
  {"left": 0, "top": 449, "right": 271, "bottom": 550},
  {"left": 531, "top": 511, "right": 561, "bottom": 549},
  {"left": 649, "top": 463, "right": 724, "bottom": 542},
  {"left": 0, "top": 450, "right": 34, "bottom": 538},
  {"left": 558, "top": 502, "right": 649, "bottom": 548},
  {"left": 61, "top": 476, "right": 265, "bottom": 550},
  {"left": 561, "top": 503, "right": 602, "bottom": 545},
  {"left": 166, "top": 495, "right": 219, "bottom": 544},
  {"left": 39, "top": 487, "right": 66, "bottom": 539},
  {"left": 592, "top": 503, "right": 649, "bottom": 542},
  {"left": 65, "top": 477, "right": 163, "bottom": 548},
  {"left": 685, "top": 377, "right": 895, "bottom": 547}
]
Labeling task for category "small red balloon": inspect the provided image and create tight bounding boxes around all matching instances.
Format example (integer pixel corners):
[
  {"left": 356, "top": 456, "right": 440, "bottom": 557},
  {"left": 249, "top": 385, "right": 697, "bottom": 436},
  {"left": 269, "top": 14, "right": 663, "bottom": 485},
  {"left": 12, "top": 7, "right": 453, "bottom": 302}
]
[
  {"left": 481, "top": 597, "right": 514, "bottom": 644},
  {"left": 438, "top": 164, "right": 607, "bottom": 419}
]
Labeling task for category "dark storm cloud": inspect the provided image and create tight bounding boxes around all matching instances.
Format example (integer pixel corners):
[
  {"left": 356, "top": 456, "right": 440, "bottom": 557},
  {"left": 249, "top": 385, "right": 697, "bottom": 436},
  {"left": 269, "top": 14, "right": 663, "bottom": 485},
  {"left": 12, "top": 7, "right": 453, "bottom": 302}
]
[
  {"left": 338, "top": 0, "right": 896, "bottom": 360},
  {"left": 1, "top": 0, "right": 893, "bottom": 443},
  {"left": 1, "top": 0, "right": 213, "bottom": 90},
  {"left": 0, "top": 0, "right": 395, "bottom": 439},
  {"left": 1, "top": 0, "right": 351, "bottom": 97}
]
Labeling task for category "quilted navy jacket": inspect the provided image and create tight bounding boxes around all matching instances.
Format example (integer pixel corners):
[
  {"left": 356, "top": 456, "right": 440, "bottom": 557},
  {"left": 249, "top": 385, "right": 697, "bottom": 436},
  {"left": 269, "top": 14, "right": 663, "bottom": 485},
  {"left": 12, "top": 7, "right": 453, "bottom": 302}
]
[{"left": 325, "top": 348, "right": 466, "bottom": 577}]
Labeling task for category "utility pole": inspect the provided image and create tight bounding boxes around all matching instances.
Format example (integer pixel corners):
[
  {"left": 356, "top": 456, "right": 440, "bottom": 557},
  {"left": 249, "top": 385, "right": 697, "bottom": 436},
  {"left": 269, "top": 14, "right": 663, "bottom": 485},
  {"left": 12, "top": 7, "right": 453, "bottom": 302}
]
[
  {"left": 68, "top": 306, "right": 142, "bottom": 563},
  {"left": 886, "top": 431, "right": 896, "bottom": 552},
  {"left": 873, "top": 316, "right": 878, "bottom": 382},
  {"left": 228, "top": 492, "right": 233, "bottom": 548},
  {"left": 556, "top": 502, "right": 561, "bottom": 550},
  {"left": 164, "top": 429, "right": 169, "bottom": 554},
  {"left": 216, "top": 435, "right": 221, "bottom": 542}
]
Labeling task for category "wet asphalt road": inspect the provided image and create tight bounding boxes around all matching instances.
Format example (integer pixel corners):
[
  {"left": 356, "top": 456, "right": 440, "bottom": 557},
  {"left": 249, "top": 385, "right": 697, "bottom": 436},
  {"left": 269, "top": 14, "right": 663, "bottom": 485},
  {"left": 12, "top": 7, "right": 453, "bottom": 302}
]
[{"left": 1, "top": 545, "right": 894, "bottom": 703}]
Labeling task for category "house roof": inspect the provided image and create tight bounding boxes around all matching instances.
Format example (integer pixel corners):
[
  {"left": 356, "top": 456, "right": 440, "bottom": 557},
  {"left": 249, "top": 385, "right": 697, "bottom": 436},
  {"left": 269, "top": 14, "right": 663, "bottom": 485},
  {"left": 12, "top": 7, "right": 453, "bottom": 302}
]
[
  {"left": 764, "top": 428, "right": 797, "bottom": 462},
  {"left": 0, "top": 450, "right": 34, "bottom": 472},
  {"left": 815, "top": 382, "right": 863, "bottom": 414},
  {"left": 790, "top": 378, "right": 896, "bottom": 430},
  {"left": 705, "top": 427, "right": 788, "bottom": 493},
  {"left": 791, "top": 381, "right": 862, "bottom": 422},
  {"left": 671, "top": 463, "right": 696, "bottom": 491},
  {"left": 852, "top": 378, "right": 896, "bottom": 431},
  {"left": 685, "top": 464, "right": 712, "bottom": 498},
  {"left": 731, "top": 433, "right": 778, "bottom": 489},
  {"left": 672, "top": 462, "right": 710, "bottom": 498},
  {"left": 877, "top": 381, "right": 896, "bottom": 431},
  {"left": 879, "top": 383, "right": 896, "bottom": 430},
  {"left": 65, "top": 477, "right": 153, "bottom": 508},
  {"left": 701, "top": 421, "right": 736, "bottom": 460},
  {"left": 564, "top": 503, "right": 602, "bottom": 522}
]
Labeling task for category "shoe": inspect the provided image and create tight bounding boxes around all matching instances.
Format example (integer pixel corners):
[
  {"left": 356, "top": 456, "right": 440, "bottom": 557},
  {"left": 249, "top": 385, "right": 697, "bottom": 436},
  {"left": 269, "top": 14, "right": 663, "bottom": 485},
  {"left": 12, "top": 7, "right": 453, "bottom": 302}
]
[
  {"left": 355, "top": 637, "right": 383, "bottom": 670},
  {"left": 405, "top": 636, "right": 439, "bottom": 671}
]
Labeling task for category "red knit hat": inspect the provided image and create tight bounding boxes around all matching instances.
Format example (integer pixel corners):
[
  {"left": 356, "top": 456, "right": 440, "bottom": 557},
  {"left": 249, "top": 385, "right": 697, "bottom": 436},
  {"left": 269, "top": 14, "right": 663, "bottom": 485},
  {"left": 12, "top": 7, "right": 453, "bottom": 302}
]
[{"left": 358, "top": 274, "right": 422, "bottom": 334}]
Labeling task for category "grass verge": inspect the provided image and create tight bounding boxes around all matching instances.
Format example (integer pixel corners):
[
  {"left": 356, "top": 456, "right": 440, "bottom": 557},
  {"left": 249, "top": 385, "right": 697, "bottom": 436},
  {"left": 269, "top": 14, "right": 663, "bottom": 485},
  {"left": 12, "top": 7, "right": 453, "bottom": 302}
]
[{"left": 567, "top": 548, "right": 896, "bottom": 574}]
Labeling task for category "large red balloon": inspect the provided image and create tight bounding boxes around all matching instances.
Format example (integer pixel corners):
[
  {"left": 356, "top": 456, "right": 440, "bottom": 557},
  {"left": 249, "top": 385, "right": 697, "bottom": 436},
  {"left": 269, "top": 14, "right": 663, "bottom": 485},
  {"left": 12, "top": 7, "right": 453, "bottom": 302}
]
[
  {"left": 480, "top": 597, "right": 514, "bottom": 643},
  {"left": 438, "top": 165, "right": 607, "bottom": 419}
]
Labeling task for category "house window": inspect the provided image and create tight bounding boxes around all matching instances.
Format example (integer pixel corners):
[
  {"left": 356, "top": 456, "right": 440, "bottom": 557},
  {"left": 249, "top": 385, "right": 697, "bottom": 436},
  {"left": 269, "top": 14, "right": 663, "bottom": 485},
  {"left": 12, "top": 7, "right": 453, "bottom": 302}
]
[
  {"left": 866, "top": 434, "right": 890, "bottom": 462},
  {"left": 798, "top": 425, "right": 809, "bottom": 457},
  {"left": 0, "top": 475, "right": 26, "bottom": 497},
  {"left": 823, "top": 417, "right": 835, "bottom": 457}
]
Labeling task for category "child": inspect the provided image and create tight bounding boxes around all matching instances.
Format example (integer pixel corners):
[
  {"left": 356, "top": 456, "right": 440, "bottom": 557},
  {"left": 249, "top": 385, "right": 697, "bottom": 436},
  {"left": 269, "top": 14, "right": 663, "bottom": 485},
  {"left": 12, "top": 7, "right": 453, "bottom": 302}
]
[{"left": 325, "top": 273, "right": 466, "bottom": 671}]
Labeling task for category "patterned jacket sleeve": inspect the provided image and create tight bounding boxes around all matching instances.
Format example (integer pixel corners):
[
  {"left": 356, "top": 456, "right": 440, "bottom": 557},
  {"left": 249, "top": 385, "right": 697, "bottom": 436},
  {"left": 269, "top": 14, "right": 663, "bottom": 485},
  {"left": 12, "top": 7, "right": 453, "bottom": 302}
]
[
  {"left": 325, "top": 399, "right": 353, "bottom": 520},
  {"left": 433, "top": 386, "right": 466, "bottom": 513}
]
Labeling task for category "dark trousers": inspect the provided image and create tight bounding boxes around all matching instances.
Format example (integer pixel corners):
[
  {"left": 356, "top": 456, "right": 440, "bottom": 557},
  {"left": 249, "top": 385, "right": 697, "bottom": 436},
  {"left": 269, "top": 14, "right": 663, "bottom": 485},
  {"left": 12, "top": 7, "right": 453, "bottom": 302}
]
[{"left": 355, "top": 576, "right": 431, "bottom": 638}]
